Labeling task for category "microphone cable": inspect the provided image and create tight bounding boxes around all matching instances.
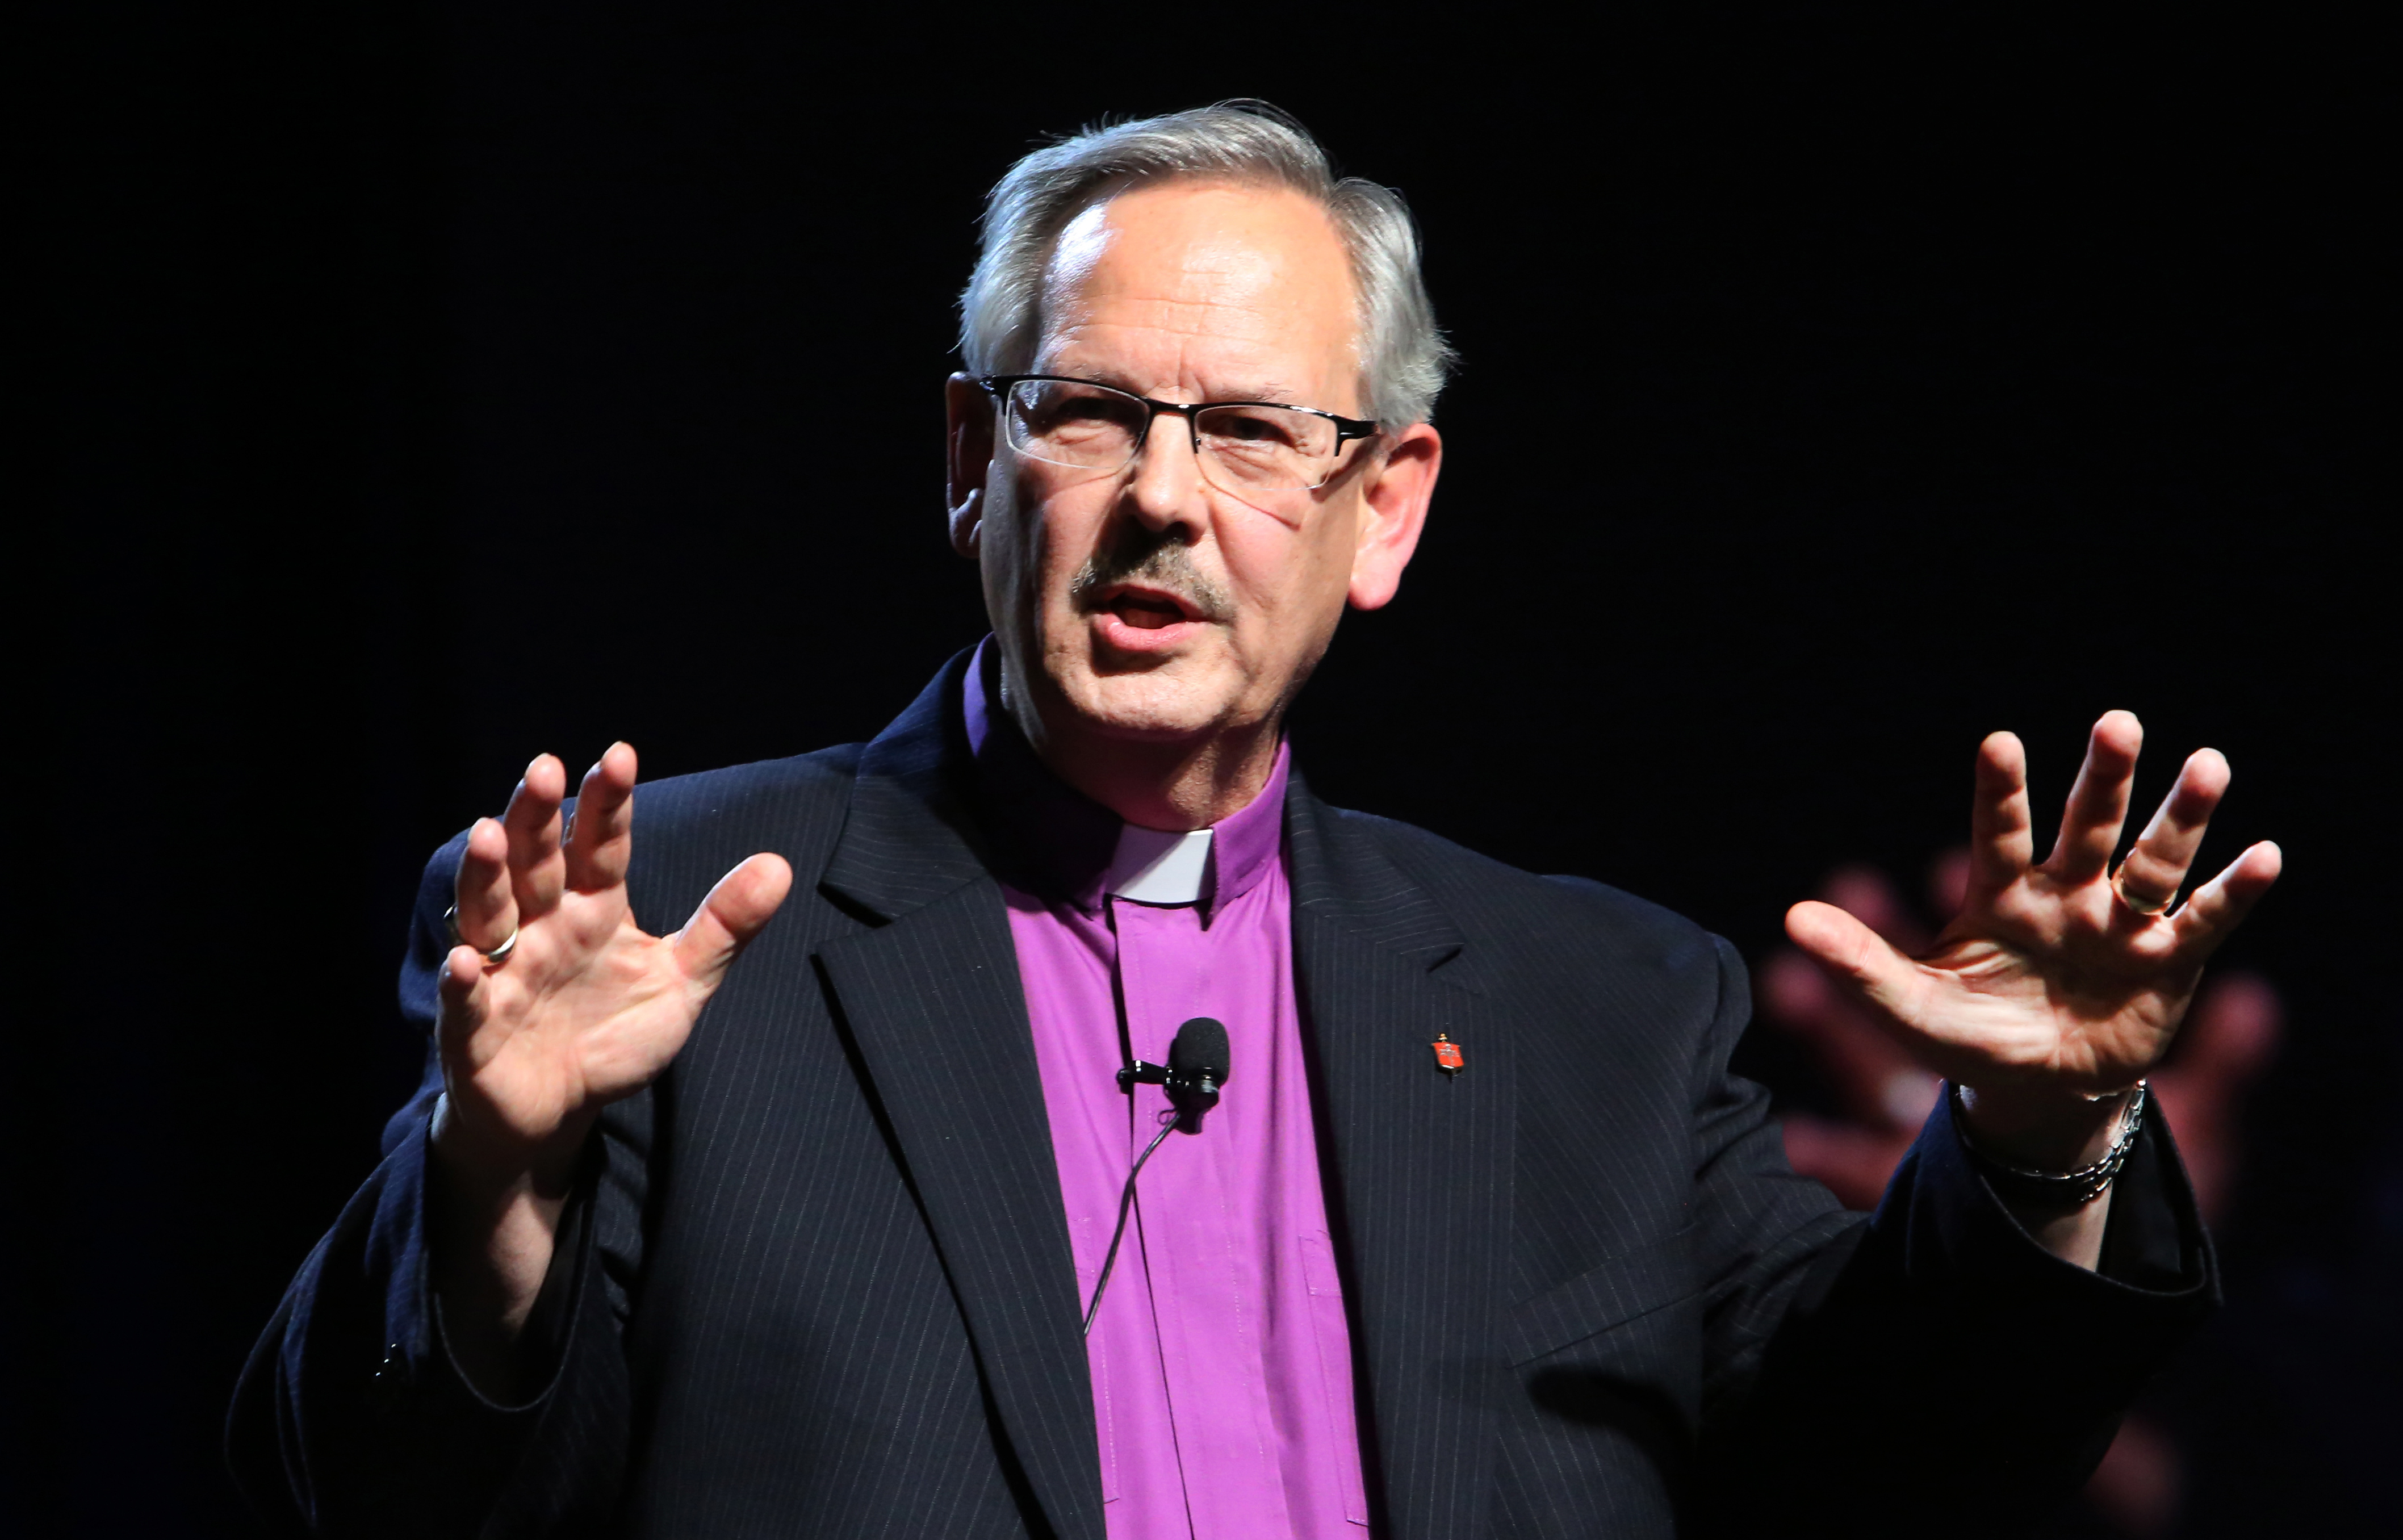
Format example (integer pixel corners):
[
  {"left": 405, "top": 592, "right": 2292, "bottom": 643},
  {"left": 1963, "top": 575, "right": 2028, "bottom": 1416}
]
[
  {"left": 1084, "top": 1016, "right": 1228, "bottom": 1338},
  {"left": 1082, "top": 1111, "right": 1177, "bottom": 1338}
]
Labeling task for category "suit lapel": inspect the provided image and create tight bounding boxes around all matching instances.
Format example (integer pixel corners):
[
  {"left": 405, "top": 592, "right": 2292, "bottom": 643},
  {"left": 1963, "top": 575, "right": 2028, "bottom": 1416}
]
[
  {"left": 814, "top": 655, "right": 1102, "bottom": 1540},
  {"left": 810, "top": 658, "right": 1513, "bottom": 1540},
  {"left": 1287, "top": 781, "right": 1515, "bottom": 1540}
]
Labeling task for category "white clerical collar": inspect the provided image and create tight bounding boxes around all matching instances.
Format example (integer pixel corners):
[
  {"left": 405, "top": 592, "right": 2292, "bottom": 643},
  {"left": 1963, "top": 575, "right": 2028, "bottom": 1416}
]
[{"left": 1105, "top": 824, "right": 1213, "bottom": 905}]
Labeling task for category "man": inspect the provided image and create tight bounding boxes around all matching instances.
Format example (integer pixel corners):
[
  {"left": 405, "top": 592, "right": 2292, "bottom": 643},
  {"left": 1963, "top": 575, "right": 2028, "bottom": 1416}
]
[{"left": 231, "top": 103, "right": 2279, "bottom": 1538}]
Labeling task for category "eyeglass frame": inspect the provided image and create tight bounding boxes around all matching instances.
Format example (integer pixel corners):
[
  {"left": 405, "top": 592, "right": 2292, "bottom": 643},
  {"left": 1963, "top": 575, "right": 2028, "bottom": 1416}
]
[{"left": 977, "top": 374, "right": 1381, "bottom": 492}]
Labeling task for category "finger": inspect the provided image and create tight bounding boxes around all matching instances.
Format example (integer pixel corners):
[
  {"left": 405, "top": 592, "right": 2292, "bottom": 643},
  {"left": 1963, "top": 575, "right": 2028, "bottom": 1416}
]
[
  {"left": 564, "top": 742, "right": 638, "bottom": 894},
  {"left": 2113, "top": 747, "right": 2230, "bottom": 913},
  {"left": 433, "top": 943, "right": 493, "bottom": 1056},
  {"left": 1783, "top": 901, "right": 1936, "bottom": 1044},
  {"left": 501, "top": 754, "right": 570, "bottom": 919},
  {"left": 1967, "top": 733, "right": 2034, "bottom": 895},
  {"left": 669, "top": 854, "right": 796, "bottom": 994},
  {"left": 2046, "top": 710, "right": 2142, "bottom": 883},
  {"left": 452, "top": 815, "right": 518, "bottom": 952},
  {"left": 2171, "top": 840, "right": 2281, "bottom": 958}
]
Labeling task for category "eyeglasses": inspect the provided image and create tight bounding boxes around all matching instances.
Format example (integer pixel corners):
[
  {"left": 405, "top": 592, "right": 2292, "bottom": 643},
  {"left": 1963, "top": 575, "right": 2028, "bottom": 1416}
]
[{"left": 979, "top": 375, "right": 1379, "bottom": 494}]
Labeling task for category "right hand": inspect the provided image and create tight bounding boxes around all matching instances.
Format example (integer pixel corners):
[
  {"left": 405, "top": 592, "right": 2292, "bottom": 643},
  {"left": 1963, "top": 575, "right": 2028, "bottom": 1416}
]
[{"left": 432, "top": 743, "right": 793, "bottom": 1190}]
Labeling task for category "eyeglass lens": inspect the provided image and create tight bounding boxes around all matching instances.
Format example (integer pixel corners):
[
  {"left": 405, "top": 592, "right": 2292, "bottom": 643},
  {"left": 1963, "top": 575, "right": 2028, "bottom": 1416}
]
[{"left": 1003, "top": 379, "right": 1345, "bottom": 492}]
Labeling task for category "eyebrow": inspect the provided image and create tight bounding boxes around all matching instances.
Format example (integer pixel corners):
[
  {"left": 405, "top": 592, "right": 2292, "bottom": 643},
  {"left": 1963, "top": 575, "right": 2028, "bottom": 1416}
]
[{"left": 1066, "top": 371, "right": 1311, "bottom": 408}]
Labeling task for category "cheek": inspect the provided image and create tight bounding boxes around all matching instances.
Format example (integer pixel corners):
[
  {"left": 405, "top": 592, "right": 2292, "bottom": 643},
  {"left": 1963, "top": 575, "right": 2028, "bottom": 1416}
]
[
  {"left": 1218, "top": 500, "right": 1357, "bottom": 634},
  {"left": 977, "top": 479, "right": 1050, "bottom": 628},
  {"left": 992, "top": 470, "right": 1094, "bottom": 589}
]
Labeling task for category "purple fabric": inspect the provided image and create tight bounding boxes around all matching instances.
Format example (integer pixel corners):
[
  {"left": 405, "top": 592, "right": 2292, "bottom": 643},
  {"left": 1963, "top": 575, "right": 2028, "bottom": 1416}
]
[{"left": 965, "top": 645, "right": 1369, "bottom": 1538}]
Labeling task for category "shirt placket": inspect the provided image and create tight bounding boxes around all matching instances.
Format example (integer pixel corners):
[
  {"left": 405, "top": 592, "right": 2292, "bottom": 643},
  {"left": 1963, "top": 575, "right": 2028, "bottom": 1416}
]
[{"left": 1112, "top": 897, "right": 1292, "bottom": 1539}]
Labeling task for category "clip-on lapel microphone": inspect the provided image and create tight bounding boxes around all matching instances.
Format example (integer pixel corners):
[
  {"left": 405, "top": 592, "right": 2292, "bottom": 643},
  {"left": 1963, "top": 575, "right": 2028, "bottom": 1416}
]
[{"left": 1085, "top": 1016, "right": 1229, "bottom": 1336}]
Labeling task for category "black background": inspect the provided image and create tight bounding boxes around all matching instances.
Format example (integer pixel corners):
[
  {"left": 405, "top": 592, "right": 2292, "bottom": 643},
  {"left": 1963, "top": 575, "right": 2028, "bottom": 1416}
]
[{"left": 23, "top": 4, "right": 2393, "bottom": 1534}]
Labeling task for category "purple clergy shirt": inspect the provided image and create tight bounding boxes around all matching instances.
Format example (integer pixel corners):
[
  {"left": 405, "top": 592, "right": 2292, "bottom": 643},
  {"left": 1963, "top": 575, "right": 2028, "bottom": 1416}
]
[{"left": 962, "top": 645, "right": 1370, "bottom": 1539}]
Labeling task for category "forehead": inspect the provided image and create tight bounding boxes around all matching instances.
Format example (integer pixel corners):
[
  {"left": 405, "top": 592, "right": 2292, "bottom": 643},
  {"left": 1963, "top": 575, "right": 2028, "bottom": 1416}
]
[{"left": 1036, "top": 180, "right": 1358, "bottom": 398}]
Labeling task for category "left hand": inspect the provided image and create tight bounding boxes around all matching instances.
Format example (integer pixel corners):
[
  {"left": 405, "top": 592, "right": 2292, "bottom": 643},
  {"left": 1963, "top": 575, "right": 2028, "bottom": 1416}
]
[{"left": 1786, "top": 711, "right": 2281, "bottom": 1170}]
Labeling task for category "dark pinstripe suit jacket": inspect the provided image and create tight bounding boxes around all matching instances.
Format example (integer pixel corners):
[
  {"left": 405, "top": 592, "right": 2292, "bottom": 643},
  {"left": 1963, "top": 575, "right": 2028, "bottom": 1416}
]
[{"left": 231, "top": 649, "right": 2214, "bottom": 1538}]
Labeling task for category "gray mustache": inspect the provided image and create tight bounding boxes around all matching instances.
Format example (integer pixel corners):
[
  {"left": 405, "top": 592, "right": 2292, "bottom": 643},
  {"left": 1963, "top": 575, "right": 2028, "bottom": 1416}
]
[{"left": 1067, "top": 534, "right": 1234, "bottom": 625}]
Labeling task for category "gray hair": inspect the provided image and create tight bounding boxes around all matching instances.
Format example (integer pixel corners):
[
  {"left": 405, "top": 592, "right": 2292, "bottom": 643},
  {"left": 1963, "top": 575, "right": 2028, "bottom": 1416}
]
[{"left": 958, "top": 101, "right": 1453, "bottom": 429}]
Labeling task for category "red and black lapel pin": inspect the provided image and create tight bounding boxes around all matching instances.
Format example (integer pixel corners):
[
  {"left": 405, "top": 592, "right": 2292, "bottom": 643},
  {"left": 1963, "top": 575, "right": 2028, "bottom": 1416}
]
[{"left": 1431, "top": 1033, "right": 1464, "bottom": 1077}]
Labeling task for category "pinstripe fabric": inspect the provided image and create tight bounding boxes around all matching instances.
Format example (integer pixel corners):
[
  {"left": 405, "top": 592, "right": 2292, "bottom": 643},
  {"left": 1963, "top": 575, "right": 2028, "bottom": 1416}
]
[
  {"left": 1284, "top": 789, "right": 1510, "bottom": 1540},
  {"left": 610, "top": 666, "right": 1082, "bottom": 1539},
  {"left": 231, "top": 648, "right": 2217, "bottom": 1538},
  {"left": 813, "top": 892, "right": 1099, "bottom": 1540}
]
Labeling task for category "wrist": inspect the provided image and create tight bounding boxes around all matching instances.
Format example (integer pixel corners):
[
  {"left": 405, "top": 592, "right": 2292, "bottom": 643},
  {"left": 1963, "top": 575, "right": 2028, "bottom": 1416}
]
[
  {"left": 426, "top": 1094, "right": 584, "bottom": 1355},
  {"left": 1950, "top": 1079, "right": 2147, "bottom": 1217},
  {"left": 428, "top": 1093, "right": 589, "bottom": 1210},
  {"left": 1951, "top": 1079, "right": 2136, "bottom": 1171}
]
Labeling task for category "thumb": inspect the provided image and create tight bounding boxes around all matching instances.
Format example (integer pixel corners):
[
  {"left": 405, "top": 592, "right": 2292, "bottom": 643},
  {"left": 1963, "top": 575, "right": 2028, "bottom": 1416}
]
[
  {"left": 671, "top": 853, "right": 796, "bottom": 990},
  {"left": 1784, "top": 899, "right": 1927, "bottom": 1028}
]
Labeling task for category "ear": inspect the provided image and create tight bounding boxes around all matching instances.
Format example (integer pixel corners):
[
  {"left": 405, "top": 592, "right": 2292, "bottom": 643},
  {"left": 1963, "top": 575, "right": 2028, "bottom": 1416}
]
[
  {"left": 945, "top": 372, "right": 995, "bottom": 559},
  {"left": 1346, "top": 421, "right": 1442, "bottom": 610}
]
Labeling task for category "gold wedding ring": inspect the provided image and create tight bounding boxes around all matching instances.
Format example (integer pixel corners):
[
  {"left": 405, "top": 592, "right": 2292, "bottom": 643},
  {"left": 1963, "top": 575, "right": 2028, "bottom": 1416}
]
[{"left": 2111, "top": 868, "right": 2176, "bottom": 917}]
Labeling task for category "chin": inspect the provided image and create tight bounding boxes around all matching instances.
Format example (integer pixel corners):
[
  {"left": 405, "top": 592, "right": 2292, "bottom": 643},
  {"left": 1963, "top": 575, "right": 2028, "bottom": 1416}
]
[{"left": 1052, "top": 655, "right": 1240, "bottom": 743}]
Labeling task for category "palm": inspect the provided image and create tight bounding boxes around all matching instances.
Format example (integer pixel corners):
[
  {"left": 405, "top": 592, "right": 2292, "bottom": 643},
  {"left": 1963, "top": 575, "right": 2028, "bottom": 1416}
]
[
  {"left": 453, "top": 894, "right": 686, "bottom": 1140},
  {"left": 1789, "top": 713, "right": 2280, "bottom": 1101},
  {"left": 436, "top": 744, "right": 791, "bottom": 1167}
]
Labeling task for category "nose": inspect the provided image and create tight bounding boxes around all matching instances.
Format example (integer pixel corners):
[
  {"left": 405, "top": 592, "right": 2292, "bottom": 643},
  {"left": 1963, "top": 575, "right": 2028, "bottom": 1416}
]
[{"left": 1123, "top": 404, "right": 1206, "bottom": 533}]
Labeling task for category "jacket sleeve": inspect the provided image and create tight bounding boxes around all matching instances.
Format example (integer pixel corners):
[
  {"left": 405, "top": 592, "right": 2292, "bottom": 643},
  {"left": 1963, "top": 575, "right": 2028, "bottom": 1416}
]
[
  {"left": 225, "top": 836, "right": 648, "bottom": 1537},
  {"left": 1689, "top": 936, "right": 2216, "bottom": 1538}
]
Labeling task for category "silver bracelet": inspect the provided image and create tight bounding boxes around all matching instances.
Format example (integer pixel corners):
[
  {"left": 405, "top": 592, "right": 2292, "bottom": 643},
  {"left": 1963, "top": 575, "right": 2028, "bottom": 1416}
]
[{"left": 1949, "top": 1081, "right": 2147, "bottom": 1207}]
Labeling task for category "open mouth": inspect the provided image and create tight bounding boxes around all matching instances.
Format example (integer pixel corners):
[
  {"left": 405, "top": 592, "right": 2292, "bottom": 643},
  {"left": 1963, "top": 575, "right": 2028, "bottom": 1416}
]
[{"left": 1096, "top": 585, "right": 1201, "bottom": 631}]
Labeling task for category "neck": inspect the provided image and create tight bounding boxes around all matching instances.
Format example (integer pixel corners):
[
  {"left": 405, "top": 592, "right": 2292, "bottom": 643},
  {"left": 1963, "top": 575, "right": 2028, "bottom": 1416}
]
[{"left": 1002, "top": 664, "right": 1282, "bottom": 832}]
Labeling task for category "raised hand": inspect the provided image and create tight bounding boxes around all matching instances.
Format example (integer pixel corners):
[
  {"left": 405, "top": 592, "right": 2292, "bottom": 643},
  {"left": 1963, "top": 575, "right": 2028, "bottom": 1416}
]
[
  {"left": 1784, "top": 712, "right": 2280, "bottom": 1254},
  {"left": 428, "top": 744, "right": 790, "bottom": 1379},
  {"left": 434, "top": 743, "right": 792, "bottom": 1175}
]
